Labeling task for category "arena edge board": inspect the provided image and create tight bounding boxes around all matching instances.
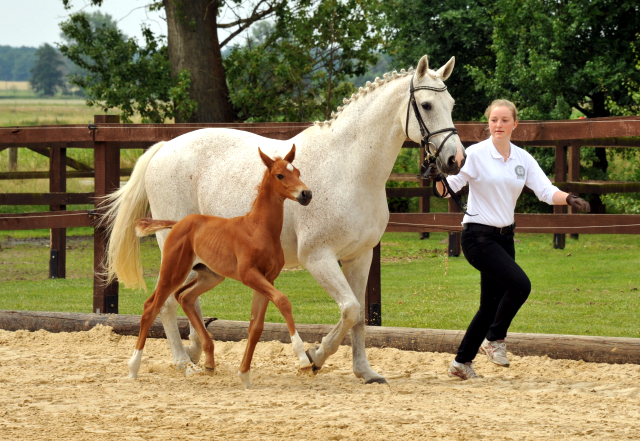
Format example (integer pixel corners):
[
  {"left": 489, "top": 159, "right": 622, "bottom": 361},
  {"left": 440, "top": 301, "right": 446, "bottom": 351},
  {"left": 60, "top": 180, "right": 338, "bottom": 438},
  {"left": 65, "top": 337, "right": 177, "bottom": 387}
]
[{"left": 1, "top": 310, "right": 638, "bottom": 365}]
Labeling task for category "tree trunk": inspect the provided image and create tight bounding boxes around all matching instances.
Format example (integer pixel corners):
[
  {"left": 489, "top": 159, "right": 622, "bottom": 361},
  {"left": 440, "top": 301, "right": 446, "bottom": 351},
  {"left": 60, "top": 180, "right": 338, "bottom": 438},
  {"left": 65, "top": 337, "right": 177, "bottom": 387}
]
[{"left": 164, "top": 0, "right": 234, "bottom": 123}]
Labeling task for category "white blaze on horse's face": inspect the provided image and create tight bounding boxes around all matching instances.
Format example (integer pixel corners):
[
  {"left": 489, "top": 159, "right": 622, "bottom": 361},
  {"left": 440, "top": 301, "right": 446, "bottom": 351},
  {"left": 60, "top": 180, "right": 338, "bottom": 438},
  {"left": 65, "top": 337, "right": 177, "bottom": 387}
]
[{"left": 406, "top": 55, "right": 466, "bottom": 175}]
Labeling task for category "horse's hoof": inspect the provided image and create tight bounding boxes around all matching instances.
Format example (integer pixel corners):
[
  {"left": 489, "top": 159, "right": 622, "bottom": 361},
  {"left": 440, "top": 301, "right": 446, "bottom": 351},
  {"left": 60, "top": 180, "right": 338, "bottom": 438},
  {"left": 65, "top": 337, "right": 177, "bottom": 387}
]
[
  {"left": 365, "top": 377, "right": 388, "bottom": 385},
  {"left": 305, "top": 350, "right": 321, "bottom": 373},
  {"left": 204, "top": 366, "right": 215, "bottom": 375},
  {"left": 184, "top": 362, "right": 203, "bottom": 377}
]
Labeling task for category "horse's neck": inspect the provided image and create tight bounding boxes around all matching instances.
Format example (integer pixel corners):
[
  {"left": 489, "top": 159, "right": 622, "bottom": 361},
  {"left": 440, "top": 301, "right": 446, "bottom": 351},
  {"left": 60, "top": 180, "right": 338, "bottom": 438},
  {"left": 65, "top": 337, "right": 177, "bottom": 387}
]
[
  {"left": 317, "top": 77, "right": 409, "bottom": 188},
  {"left": 247, "top": 172, "right": 284, "bottom": 236}
]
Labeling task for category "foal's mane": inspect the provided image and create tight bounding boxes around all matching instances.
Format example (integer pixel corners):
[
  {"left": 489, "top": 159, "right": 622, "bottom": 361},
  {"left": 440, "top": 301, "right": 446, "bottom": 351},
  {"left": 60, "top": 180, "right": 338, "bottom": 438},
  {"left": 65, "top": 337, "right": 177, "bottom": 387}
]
[{"left": 249, "top": 155, "right": 284, "bottom": 210}]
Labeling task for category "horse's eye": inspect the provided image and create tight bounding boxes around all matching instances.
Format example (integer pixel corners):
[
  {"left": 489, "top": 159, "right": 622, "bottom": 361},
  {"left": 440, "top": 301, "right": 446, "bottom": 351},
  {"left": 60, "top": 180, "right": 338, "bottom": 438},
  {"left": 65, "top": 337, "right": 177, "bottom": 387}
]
[
  {"left": 421, "top": 102, "right": 432, "bottom": 111},
  {"left": 276, "top": 174, "right": 284, "bottom": 180}
]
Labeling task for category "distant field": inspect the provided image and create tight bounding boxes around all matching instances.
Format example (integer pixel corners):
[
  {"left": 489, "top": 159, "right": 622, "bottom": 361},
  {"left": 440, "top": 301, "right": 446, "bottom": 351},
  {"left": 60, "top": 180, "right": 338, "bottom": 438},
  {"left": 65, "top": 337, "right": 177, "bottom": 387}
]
[
  {"left": 0, "top": 81, "right": 30, "bottom": 91},
  {"left": 0, "top": 98, "right": 123, "bottom": 127}
]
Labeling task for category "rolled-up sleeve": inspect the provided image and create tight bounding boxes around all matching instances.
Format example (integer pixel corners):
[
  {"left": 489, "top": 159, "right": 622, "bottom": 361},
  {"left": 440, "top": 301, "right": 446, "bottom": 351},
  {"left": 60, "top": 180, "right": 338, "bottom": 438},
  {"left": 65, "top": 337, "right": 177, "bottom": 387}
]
[
  {"left": 446, "top": 153, "right": 475, "bottom": 193},
  {"left": 525, "top": 153, "right": 560, "bottom": 205}
]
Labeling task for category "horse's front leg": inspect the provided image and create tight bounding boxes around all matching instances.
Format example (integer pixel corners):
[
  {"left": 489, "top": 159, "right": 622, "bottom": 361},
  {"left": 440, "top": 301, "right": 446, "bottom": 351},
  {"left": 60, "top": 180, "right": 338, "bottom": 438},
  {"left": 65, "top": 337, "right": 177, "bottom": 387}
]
[
  {"left": 342, "top": 248, "right": 387, "bottom": 384},
  {"left": 300, "top": 252, "right": 361, "bottom": 372}
]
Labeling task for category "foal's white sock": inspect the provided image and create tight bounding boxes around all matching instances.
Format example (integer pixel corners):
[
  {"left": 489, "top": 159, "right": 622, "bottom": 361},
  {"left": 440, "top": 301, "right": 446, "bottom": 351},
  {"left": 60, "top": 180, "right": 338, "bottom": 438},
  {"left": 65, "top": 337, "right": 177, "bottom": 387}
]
[{"left": 291, "top": 331, "right": 312, "bottom": 368}]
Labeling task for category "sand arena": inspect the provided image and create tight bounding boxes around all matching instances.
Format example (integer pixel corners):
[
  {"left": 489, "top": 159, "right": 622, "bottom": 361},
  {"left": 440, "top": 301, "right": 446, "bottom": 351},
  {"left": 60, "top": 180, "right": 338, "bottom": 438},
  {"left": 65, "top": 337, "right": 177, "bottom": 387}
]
[{"left": 0, "top": 325, "right": 639, "bottom": 440}]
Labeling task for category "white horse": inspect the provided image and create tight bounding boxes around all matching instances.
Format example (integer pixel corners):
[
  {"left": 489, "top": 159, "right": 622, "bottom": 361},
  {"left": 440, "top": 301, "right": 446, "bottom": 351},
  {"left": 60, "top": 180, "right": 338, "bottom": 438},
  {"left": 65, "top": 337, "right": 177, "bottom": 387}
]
[{"left": 104, "top": 54, "right": 466, "bottom": 384}]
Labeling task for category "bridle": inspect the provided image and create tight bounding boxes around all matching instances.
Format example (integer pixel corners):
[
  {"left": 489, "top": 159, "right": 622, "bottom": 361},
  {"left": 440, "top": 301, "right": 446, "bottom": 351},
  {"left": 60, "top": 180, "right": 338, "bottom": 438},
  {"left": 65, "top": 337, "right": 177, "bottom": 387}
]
[
  {"left": 405, "top": 74, "right": 475, "bottom": 216},
  {"left": 404, "top": 74, "right": 459, "bottom": 171}
]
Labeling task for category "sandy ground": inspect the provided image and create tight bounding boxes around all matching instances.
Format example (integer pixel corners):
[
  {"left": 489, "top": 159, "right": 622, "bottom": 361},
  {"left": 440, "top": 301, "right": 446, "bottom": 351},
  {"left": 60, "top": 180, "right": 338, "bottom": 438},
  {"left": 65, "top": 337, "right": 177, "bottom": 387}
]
[{"left": 0, "top": 326, "right": 639, "bottom": 441}]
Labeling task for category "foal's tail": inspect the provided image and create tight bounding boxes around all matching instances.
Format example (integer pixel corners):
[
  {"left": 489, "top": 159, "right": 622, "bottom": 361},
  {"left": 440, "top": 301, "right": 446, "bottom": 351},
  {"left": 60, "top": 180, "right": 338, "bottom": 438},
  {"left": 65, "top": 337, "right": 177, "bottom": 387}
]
[
  {"left": 99, "top": 141, "right": 166, "bottom": 290},
  {"left": 135, "top": 218, "right": 177, "bottom": 237}
]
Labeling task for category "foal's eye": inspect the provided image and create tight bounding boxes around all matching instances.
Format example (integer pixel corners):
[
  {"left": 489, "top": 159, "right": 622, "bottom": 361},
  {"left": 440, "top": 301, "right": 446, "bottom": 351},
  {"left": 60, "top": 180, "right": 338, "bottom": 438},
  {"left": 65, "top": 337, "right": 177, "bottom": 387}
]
[
  {"left": 421, "top": 102, "right": 432, "bottom": 111},
  {"left": 276, "top": 174, "right": 284, "bottom": 180}
]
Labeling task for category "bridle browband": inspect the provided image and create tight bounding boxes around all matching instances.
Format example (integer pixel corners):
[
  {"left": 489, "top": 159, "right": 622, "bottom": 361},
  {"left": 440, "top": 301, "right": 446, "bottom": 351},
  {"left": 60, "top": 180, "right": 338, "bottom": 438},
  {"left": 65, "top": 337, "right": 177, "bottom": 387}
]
[{"left": 405, "top": 74, "right": 475, "bottom": 216}]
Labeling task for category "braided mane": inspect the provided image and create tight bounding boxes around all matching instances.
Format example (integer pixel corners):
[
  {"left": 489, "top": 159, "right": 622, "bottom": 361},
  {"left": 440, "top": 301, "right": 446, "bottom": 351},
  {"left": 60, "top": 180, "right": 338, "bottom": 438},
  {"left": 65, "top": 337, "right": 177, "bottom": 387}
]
[{"left": 313, "top": 66, "right": 441, "bottom": 127}]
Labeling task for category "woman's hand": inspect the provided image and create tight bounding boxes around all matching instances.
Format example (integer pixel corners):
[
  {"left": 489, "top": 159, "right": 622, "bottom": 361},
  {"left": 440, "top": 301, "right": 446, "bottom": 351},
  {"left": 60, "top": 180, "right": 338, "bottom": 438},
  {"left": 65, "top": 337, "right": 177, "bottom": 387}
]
[{"left": 566, "top": 194, "right": 591, "bottom": 212}]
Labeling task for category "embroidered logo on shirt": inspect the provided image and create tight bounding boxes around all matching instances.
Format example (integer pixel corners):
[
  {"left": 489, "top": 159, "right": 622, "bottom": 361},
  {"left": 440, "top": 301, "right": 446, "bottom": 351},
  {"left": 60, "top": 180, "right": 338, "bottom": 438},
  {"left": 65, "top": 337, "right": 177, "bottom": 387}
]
[{"left": 515, "top": 165, "right": 525, "bottom": 180}]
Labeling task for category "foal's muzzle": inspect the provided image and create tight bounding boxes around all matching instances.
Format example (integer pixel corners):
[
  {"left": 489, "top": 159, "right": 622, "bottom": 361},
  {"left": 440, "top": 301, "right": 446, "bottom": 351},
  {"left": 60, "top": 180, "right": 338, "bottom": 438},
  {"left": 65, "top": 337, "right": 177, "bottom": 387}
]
[{"left": 297, "top": 190, "right": 313, "bottom": 206}]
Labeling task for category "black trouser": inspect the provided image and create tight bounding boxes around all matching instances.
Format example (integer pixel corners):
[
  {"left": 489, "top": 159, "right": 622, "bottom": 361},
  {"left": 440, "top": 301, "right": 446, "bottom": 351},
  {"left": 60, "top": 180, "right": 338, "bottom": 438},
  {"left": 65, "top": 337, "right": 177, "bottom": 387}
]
[{"left": 454, "top": 225, "right": 531, "bottom": 364}]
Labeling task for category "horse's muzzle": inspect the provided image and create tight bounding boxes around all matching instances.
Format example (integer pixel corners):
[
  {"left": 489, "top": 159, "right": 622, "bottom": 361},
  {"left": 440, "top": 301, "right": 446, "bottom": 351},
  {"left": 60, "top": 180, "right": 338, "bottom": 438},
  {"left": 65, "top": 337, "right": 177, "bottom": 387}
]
[{"left": 297, "top": 190, "right": 313, "bottom": 206}]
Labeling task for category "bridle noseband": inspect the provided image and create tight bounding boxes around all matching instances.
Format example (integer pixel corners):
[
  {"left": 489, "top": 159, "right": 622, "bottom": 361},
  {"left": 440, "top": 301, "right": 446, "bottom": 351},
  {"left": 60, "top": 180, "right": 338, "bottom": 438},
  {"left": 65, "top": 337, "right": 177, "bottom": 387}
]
[{"left": 405, "top": 74, "right": 475, "bottom": 216}]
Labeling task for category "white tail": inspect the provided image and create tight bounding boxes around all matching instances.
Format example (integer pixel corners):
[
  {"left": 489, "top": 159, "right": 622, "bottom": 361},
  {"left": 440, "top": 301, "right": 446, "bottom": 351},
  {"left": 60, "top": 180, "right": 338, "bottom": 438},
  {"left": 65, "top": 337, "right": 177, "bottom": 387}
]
[{"left": 99, "top": 141, "right": 166, "bottom": 290}]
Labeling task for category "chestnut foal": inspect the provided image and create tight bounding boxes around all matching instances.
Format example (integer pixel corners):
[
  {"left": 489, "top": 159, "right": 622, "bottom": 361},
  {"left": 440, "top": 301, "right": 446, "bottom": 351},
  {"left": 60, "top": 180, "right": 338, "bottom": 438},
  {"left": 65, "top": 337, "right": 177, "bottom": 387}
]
[{"left": 129, "top": 145, "right": 313, "bottom": 388}]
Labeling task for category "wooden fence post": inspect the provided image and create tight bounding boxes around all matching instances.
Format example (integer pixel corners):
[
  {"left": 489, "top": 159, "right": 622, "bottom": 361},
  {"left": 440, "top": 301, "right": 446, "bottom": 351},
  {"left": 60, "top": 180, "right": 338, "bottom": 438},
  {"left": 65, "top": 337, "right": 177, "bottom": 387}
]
[
  {"left": 418, "top": 148, "right": 430, "bottom": 240},
  {"left": 365, "top": 242, "right": 381, "bottom": 326},
  {"left": 553, "top": 144, "right": 568, "bottom": 249},
  {"left": 8, "top": 147, "right": 17, "bottom": 171},
  {"left": 93, "top": 115, "right": 120, "bottom": 314},
  {"left": 569, "top": 142, "right": 581, "bottom": 240},
  {"left": 49, "top": 147, "right": 66, "bottom": 278}
]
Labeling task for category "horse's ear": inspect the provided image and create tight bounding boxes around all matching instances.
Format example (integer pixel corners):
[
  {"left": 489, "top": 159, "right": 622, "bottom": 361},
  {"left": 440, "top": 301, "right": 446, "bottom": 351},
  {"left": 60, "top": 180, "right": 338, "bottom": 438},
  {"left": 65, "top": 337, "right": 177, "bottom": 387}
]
[
  {"left": 258, "top": 148, "right": 274, "bottom": 169},
  {"left": 284, "top": 144, "right": 296, "bottom": 163},
  {"left": 436, "top": 56, "right": 455, "bottom": 81},
  {"left": 416, "top": 55, "right": 429, "bottom": 78}
]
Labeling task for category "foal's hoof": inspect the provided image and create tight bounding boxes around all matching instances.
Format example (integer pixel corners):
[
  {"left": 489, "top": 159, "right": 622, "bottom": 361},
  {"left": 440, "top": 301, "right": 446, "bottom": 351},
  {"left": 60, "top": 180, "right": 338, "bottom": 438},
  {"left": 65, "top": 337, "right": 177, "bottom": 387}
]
[
  {"left": 204, "top": 366, "right": 215, "bottom": 376},
  {"left": 305, "top": 350, "right": 321, "bottom": 373},
  {"left": 365, "top": 376, "right": 388, "bottom": 385}
]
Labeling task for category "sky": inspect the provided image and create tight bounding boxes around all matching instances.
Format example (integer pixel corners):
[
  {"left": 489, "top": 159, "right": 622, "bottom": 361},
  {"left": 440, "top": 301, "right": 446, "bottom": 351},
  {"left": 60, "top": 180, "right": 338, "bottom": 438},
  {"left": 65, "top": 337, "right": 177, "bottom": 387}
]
[{"left": 0, "top": 0, "right": 241, "bottom": 48}]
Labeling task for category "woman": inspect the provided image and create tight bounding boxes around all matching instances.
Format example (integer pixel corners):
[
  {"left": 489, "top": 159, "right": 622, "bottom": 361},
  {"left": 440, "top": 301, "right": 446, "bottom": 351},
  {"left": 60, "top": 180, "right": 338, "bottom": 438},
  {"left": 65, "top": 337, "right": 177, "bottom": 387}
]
[{"left": 434, "top": 99, "right": 590, "bottom": 380}]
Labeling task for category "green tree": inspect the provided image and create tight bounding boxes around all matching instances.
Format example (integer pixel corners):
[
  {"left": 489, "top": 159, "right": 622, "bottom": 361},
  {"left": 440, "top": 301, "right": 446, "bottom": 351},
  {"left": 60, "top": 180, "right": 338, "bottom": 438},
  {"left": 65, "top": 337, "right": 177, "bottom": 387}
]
[
  {"left": 59, "top": 14, "right": 196, "bottom": 123},
  {"left": 0, "top": 46, "right": 37, "bottom": 81},
  {"left": 29, "top": 43, "right": 66, "bottom": 96},
  {"left": 469, "top": 0, "right": 640, "bottom": 121},
  {"left": 382, "top": 0, "right": 495, "bottom": 121},
  {"left": 225, "top": 0, "right": 381, "bottom": 122}
]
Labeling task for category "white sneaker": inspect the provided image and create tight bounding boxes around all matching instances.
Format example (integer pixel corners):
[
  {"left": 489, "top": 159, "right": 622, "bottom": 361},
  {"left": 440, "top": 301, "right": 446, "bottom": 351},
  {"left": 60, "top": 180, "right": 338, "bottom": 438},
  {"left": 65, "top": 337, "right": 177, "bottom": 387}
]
[
  {"left": 480, "top": 338, "right": 510, "bottom": 367},
  {"left": 447, "top": 361, "right": 481, "bottom": 380}
]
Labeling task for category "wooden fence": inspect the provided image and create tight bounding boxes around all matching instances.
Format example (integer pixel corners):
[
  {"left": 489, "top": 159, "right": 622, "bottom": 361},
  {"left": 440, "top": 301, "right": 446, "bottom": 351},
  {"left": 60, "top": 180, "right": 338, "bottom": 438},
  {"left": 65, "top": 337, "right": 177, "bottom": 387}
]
[{"left": 2, "top": 115, "right": 640, "bottom": 324}]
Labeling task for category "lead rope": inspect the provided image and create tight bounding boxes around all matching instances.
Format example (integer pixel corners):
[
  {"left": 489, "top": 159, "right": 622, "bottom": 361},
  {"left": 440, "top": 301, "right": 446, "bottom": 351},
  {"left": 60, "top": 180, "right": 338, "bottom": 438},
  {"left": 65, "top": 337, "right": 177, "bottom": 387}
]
[{"left": 420, "top": 156, "right": 476, "bottom": 217}]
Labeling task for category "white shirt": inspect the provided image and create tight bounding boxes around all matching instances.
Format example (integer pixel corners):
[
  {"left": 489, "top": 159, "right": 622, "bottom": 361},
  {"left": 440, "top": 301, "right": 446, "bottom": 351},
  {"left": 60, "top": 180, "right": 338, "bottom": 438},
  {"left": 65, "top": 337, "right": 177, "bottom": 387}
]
[{"left": 446, "top": 138, "right": 560, "bottom": 228}]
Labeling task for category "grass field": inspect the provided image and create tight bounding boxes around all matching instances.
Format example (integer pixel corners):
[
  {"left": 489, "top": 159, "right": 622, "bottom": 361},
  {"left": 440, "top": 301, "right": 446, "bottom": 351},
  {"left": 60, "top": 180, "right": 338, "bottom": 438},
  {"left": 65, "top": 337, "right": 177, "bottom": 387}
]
[{"left": 1, "top": 231, "right": 638, "bottom": 338}]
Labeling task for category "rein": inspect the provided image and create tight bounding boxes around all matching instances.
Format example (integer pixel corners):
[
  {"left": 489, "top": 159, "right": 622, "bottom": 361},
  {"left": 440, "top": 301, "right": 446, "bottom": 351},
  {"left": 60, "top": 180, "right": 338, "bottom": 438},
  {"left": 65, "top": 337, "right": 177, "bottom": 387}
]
[{"left": 404, "top": 75, "right": 475, "bottom": 216}]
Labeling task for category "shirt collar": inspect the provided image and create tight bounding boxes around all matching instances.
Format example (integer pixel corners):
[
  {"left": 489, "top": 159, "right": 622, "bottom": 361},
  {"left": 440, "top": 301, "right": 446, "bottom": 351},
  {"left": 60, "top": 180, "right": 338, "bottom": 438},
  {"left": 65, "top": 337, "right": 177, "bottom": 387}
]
[{"left": 488, "top": 138, "right": 514, "bottom": 160}]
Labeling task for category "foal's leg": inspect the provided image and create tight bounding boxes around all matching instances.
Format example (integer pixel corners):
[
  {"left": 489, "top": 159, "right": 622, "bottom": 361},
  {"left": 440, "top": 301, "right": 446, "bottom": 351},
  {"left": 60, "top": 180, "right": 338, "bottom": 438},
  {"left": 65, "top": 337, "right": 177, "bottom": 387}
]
[
  {"left": 342, "top": 249, "right": 387, "bottom": 384},
  {"left": 242, "top": 270, "right": 311, "bottom": 370},
  {"left": 154, "top": 230, "right": 195, "bottom": 371},
  {"left": 129, "top": 272, "right": 191, "bottom": 379},
  {"left": 237, "top": 291, "right": 269, "bottom": 389},
  {"left": 175, "top": 266, "right": 224, "bottom": 372}
]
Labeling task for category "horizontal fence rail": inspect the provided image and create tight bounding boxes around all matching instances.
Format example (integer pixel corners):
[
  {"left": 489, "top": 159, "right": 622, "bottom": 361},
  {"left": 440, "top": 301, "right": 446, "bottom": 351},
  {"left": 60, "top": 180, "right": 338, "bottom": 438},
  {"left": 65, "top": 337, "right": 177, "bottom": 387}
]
[
  {"left": 387, "top": 213, "right": 640, "bottom": 234},
  {"left": 1, "top": 116, "right": 640, "bottom": 146}
]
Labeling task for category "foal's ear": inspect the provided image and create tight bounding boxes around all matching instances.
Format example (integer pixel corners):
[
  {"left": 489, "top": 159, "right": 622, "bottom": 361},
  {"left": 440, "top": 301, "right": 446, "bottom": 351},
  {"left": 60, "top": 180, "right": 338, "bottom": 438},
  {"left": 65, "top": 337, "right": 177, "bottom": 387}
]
[
  {"left": 258, "top": 148, "right": 274, "bottom": 168},
  {"left": 416, "top": 54, "right": 429, "bottom": 79},
  {"left": 435, "top": 56, "right": 455, "bottom": 81},
  {"left": 284, "top": 144, "right": 296, "bottom": 163}
]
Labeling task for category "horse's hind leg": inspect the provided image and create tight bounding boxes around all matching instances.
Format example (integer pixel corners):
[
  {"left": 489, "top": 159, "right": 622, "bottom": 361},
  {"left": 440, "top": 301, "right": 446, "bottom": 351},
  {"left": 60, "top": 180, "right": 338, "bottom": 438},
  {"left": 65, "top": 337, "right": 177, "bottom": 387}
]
[
  {"left": 175, "top": 265, "right": 224, "bottom": 373},
  {"left": 238, "top": 290, "right": 269, "bottom": 389}
]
